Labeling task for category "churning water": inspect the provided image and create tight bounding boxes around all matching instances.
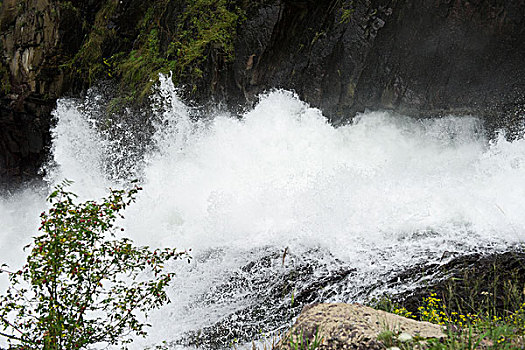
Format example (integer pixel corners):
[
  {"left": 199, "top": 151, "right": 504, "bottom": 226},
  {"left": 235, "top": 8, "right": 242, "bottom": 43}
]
[{"left": 1, "top": 75, "right": 525, "bottom": 348}]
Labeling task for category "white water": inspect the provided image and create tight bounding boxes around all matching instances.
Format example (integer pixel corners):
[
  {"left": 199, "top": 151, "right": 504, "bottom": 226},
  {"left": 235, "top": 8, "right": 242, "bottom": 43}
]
[{"left": 1, "top": 75, "right": 525, "bottom": 348}]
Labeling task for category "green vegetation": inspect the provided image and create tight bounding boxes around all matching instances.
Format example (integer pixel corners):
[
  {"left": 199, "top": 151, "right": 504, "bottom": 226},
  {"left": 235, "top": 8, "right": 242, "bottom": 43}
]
[
  {"left": 118, "top": 0, "right": 244, "bottom": 100},
  {"left": 172, "top": 0, "right": 244, "bottom": 76},
  {"left": 338, "top": 0, "right": 354, "bottom": 24},
  {"left": 58, "top": 1, "right": 80, "bottom": 14},
  {"left": 0, "top": 38, "right": 10, "bottom": 95},
  {"left": 0, "top": 181, "right": 189, "bottom": 349},
  {"left": 66, "top": 0, "right": 118, "bottom": 86},
  {"left": 68, "top": 0, "right": 246, "bottom": 105},
  {"left": 369, "top": 251, "right": 525, "bottom": 348},
  {"left": 289, "top": 328, "right": 324, "bottom": 350},
  {"left": 372, "top": 290, "right": 525, "bottom": 349}
]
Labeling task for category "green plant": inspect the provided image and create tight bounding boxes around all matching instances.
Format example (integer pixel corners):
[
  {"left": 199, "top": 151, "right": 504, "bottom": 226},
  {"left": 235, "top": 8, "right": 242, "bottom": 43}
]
[
  {"left": 411, "top": 296, "right": 524, "bottom": 348},
  {"left": 172, "top": 0, "right": 244, "bottom": 75},
  {"left": 0, "top": 180, "right": 190, "bottom": 349},
  {"left": 289, "top": 328, "right": 324, "bottom": 350},
  {"left": 338, "top": 0, "right": 354, "bottom": 24},
  {"left": 426, "top": 325, "right": 489, "bottom": 350},
  {"left": 65, "top": 0, "right": 118, "bottom": 85},
  {"left": 117, "top": 0, "right": 245, "bottom": 100},
  {"left": 371, "top": 289, "right": 525, "bottom": 349},
  {"left": 61, "top": 0, "right": 251, "bottom": 104},
  {"left": 377, "top": 330, "right": 396, "bottom": 347}
]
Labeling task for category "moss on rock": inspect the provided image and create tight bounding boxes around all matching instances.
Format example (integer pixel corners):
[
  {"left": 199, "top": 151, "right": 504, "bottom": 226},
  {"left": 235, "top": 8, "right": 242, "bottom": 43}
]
[
  {"left": 66, "top": 0, "right": 248, "bottom": 106},
  {"left": 116, "top": 0, "right": 246, "bottom": 102},
  {"left": 66, "top": 0, "right": 119, "bottom": 85}
]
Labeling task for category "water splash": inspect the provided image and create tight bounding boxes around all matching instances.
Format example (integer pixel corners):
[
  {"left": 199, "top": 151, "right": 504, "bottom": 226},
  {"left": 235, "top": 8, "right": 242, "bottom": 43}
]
[{"left": 1, "top": 77, "right": 524, "bottom": 348}]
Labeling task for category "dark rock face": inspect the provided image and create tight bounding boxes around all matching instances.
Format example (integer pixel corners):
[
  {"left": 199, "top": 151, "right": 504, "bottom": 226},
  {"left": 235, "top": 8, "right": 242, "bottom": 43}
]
[
  {"left": 0, "top": 99, "right": 52, "bottom": 188},
  {"left": 230, "top": 0, "right": 392, "bottom": 120},
  {"left": 0, "top": 0, "right": 144, "bottom": 187},
  {"left": 233, "top": 0, "right": 525, "bottom": 129},
  {"left": 0, "top": 0, "right": 85, "bottom": 187},
  {"left": 1, "top": 0, "right": 525, "bottom": 185},
  {"left": 352, "top": 0, "right": 525, "bottom": 133},
  {"left": 173, "top": 248, "right": 356, "bottom": 349}
]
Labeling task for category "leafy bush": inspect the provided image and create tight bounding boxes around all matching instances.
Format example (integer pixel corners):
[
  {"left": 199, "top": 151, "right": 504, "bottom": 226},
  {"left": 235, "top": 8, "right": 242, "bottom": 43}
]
[{"left": 0, "top": 181, "right": 189, "bottom": 349}]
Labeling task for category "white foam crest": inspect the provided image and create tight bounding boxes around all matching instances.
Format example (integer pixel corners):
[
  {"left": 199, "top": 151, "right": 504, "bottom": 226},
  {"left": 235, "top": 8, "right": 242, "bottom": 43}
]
[
  {"left": 150, "top": 73, "right": 196, "bottom": 155},
  {"left": 0, "top": 188, "right": 45, "bottom": 293},
  {"left": 44, "top": 98, "right": 110, "bottom": 198},
  {"left": 127, "top": 90, "right": 524, "bottom": 256}
]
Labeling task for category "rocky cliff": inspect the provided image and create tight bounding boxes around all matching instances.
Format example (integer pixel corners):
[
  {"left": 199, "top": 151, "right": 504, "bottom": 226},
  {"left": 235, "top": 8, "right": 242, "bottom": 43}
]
[
  {"left": 0, "top": 0, "right": 91, "bottom": 186},
  {"left": 1, "top": 0, "right": 524, "bottom": 186}
]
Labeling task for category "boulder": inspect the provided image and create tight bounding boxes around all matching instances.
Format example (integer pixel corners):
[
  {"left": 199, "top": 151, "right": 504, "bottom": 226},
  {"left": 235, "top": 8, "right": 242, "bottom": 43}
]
[{"left": 277, "top": 303, "right": 444, "bottom": 350}]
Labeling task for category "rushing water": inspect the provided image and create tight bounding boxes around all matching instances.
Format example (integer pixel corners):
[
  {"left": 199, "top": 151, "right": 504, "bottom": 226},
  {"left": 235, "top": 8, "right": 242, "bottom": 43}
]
[{"left": 1, "top": 75, "right": 525, "bottom": 348}]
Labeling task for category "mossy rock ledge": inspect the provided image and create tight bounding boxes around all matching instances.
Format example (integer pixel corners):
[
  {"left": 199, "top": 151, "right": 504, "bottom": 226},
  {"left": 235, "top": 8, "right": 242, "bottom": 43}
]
[{"left": 277, "top": 303, "right": 444, "bottom": 350}]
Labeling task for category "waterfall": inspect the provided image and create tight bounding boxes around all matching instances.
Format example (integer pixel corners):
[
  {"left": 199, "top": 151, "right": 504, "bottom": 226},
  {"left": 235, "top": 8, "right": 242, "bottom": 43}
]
[{"left": 1, "top": 76, "right": 524, "bottom": 348}]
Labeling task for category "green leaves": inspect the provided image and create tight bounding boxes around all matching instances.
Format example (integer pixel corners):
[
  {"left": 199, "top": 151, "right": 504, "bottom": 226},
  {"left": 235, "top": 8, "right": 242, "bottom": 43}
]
[{"left": 0, "top": 181, "right": 190, "bottom": 349}]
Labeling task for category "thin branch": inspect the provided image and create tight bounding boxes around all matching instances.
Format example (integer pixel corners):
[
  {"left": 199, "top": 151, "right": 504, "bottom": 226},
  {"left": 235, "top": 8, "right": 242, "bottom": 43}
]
[
  {"left": 0, "top": 319, "right": 37, "bottom": 345},
  {"left": 0, "top": 330, "right": 24, "bottom": 342},
  {"left": 0, "top": 315, "right": 25, "bottom": 336}
]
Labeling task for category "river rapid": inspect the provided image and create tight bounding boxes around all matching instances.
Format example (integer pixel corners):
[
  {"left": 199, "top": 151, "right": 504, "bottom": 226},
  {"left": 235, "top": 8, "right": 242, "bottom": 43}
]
[{"left": 1, "top": 75, "right": 524, "bottom": 349}]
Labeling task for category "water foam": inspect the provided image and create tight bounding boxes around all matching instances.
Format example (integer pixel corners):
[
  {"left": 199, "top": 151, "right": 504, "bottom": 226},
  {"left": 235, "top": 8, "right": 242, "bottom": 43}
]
[{"left": 1, "top": 75, "right": 524, "bottom": 348}]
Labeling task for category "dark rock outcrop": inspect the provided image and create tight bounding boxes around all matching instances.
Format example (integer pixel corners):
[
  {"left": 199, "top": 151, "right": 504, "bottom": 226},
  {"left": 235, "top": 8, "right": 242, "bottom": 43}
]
[
  {"left": 0, "top": 0, "right": 85, "bottom": 186},
  {"left": 349, "top": 0, "right": 525, "bottom": 134},
  {"left": 1, "top": 0, "right": 525, "bottom": 185},
  {"left": 171, "top": 247, "right": 356, "bottom": 349},
  {"left": 0, "top": 0, "right": 150, "bottom": 187},
  {"left": 231, "top": 0, "right": 525, "bottom": 131}
]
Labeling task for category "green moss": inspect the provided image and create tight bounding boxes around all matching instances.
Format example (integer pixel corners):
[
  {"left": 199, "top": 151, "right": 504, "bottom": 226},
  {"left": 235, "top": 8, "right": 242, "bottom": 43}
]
[
  {"left": 117, "top": 27, "right": 177, "bottom": 100},
  {"left": 65, "top": 0, "right": 118, "bottom": 84},
  {"left": 115, "top": 0, "right": 245, "bottom": 102},
  {"left": 65, "top": 0, "right": 248, "bottom": 106},
  {"left": 59, "top": 1, "right": 79, "bottom": 13},
  {"left": 173, "top": 0, "right": 245, "bottom": 76},
  {"left": 0, "top": 39, "right": 10, "bottom": 95},
  {"left": 339, "top": 0, "right": 354, "bottom": 24}
]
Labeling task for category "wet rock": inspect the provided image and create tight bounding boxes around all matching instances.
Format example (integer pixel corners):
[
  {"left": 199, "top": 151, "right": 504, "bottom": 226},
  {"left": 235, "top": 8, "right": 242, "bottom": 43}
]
[
  {"left": 0, "top": 98, "right": 54, "bottom": 190},
  {"left": 230, "top": 0, "right": 525, "bottom": 132},
  {"left": 276, "top": 303, "right": 444, "bottom": 350},
  {"left": 173, "top": 247, "right": 356, "bottom": 349},
  {"left": 384, "top": 250, "right": 525, "bottom": 317},
  {"left": 0, "top": 0, "right": 147, "bottom": 186}
]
